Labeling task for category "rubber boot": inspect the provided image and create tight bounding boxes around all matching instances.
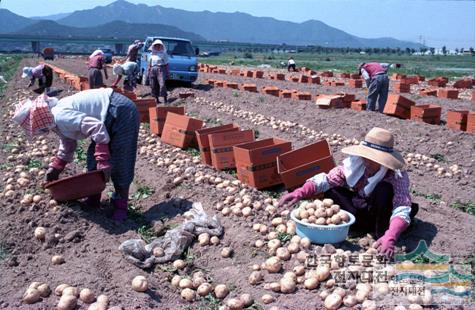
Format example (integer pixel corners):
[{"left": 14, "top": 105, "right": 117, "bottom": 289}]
[
  {"left": 112, "top": 197, "right": 128, "bottom": 221},
  {"left": 83, "top": 193, "right": 101, "bottom": 210},
  {"left": 163, "top": 95, "right": 168, "bottom": 104}
]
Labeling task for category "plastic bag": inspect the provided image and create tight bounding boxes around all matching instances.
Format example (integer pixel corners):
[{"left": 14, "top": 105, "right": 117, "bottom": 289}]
[{"left": 119, "top": 202, "right": 223, "bottom": 269}]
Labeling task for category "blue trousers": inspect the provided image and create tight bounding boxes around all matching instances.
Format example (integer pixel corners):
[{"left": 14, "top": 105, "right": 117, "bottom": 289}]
[{"left": 367, "top": 74, "right": 389, "bottom": 113}]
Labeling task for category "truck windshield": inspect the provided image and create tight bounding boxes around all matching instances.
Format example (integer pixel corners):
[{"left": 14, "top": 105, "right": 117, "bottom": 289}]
[{"left": 144, "top": 39, "right": 195, "bottom": 57}]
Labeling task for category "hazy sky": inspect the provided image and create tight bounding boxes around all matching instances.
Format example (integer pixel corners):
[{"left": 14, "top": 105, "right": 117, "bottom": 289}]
[{"left": 1, "top": 0, "right": 474, "bottom": 48}]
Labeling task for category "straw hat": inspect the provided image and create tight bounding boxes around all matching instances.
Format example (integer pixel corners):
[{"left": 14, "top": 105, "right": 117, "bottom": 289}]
[
  {"left": 341, "top": 127, "right": 405, "bottom": 170},
  {"left": 148, "top": 39, "right": 164, "bottom": 51}
]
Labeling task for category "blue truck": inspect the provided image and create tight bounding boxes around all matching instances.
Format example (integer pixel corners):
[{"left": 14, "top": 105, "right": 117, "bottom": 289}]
[{"left": 138, "top": 36, "right": 198, "bottom": 85}]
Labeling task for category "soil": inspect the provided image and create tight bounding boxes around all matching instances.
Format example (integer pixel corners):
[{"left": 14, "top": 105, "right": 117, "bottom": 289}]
[{"left": 0, "top": 57, "right": 474, "bottom": 310}]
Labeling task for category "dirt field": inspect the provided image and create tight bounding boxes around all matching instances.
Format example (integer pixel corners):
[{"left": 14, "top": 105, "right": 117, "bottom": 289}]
[{"left": 0, "top": 57, "right": 474, "bottom": 309}]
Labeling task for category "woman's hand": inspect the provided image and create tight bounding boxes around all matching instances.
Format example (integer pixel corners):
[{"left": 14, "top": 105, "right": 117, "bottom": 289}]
[{"left": 277, "top": 182, "right": 317, "bottom": 208}]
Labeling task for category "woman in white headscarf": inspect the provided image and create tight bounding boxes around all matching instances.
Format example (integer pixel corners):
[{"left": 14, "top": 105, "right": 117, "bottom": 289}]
[
  {"left": 147, "top": 40, "right": 169, "bottom": 104},
  {"left": 21, "top": 64, "right": 54, "bottom": 94},
  {"left": 278, "top": 128, "right": 419, "bottom": 258}
]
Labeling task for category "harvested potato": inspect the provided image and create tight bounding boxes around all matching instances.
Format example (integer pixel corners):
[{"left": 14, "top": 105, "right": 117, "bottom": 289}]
[
  {"left": 171, "top": 275, "right": 182, "bottom": 288},
  {"left": 37, "top": 283, "right": 51, "bottom": 297},
  {"left": 62, "top": 287, "right": 79, "bottom": 297},
  {"left": 179, "top": 278, "right": 193, "bottom": 289},
  {"left": 316, "top": 265, "right": 331, "bottom": 281},
  {"left": 287, "top": 242, "right": 300, "bottom": 254},
  {"left": 197, "top": 283, "right": 213, "bottom": 297},
  {"left": 23, "top": 288, "right": 41, "bottom": 304},
  {"left": 264, "top": 256, "right": 282, "bottom": 273},
  {"left": 268, "top": 239, "right": 281, "bottom": 249},
  {"left": 261, "top": 294, "right": 275, "bottom": 304},
  {"left": 57, "top": 295, "right": 77, "bottom": 310},
  {"left": 153, "top": 247, "right": 164, "bottom": 257},
  {"left": 300, "top": 237, "right": 311, "bottom": 249},
  {"left": 79, "top": 288, "right": 95, "bottom": 304},
  {"left": 226, "top": 298, "right": 244, "bottom": 310},
  {"left": 55, "top": 284, "right": 70, "bottom": 296},
  {"left": 333, "top": 287, "right": 346, "bottom": 298},
  {"left": 249, "top": 271, "right": 263, "bottom": 285},
  {"left": 276, "top": 247, "right": 291, "bottom": 260},
  {"left": 279, "top": 277, "right": 296, "bottom": 294},
  {"left": 210, "top": 236, "right": 220, "bottom": 245},
  {"left": 322, "top": 199, "right": 333, "bottom": 208},
  {"left": 240, "top": 293, "right": 253, "bottom": 307},
  {"left": 324, "top": 293, "right": 342, "bottom": 310},
  {"left": 362, "top": 299, "right": 377, "bottom": 310},
  {"left": 214, "top": 284, "right": 229, "bottom": 299},
  {"left": 304, "top": 278, "right": 319, "bottom": 290},
  {"left": 343, "top": 295, "right": 357, "bottom": 307},
  {"left": 173, "top": 259, "right": 186, "bottom": 270},
  {"left": 221, "top": 247, "right": 233, "bottom": 258},
  {"left": 181, "top": 288, "right": 195, "bottom": 302},
  {"left": 293, "top": 265, "right": 305, "bottom": 276},
  {"left": 51, "top": 255, "right": 65, "bottom": 265},
  {"left": 408, "top": 304, "right": 423, "bottom": 310},
  {"left": 34, "top": 227, "right": 46, "bottom": 241},
  {"left": 131, "top": 276, "right": 148, "bottom": 292},
  {"left": 198, "top": 233, "right": 210, "bottom": 246}
]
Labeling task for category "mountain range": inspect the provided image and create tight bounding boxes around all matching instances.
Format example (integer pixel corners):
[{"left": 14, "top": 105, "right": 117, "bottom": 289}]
[{"left": 0, "top": 0, "right": 423, "bottom": 48}]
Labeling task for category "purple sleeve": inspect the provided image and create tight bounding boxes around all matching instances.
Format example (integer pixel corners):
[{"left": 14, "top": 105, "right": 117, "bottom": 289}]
[
  {"left": 57, "top": 137, "right": 77, "bottom": 162},
  {"left": 326, "top": 165, "right": 347, "bottom": 187},
  {"left": 80, "top": 116, "right": 110, "bottom": 144},
  {"left": 391, "top": 171, "right": 412, "bottom": 209}
]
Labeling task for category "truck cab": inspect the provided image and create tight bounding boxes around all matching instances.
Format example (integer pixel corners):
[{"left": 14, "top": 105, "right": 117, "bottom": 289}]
[{"left": 138, "top": 36, "right": 198, "bottom": 85}]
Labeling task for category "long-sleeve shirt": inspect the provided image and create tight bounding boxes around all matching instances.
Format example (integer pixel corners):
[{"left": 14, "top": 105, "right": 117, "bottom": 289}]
[
  {"left": 308, "top": 164, "right": 412, "bottom": 224},
  {"left": 149, "top": 51, "right": 169, "bottom": 67},
  {"left": 51, "top": 88, "right": 113, "bottom": 162},
  {"left": 120, "top": 61, "right": 139, "bottom": 79},
  {"left": 88, "top": 55, "right": 104, "bottom": 69},
  {"left": 360, "top": 62, "right": 390, "bottom": 80}
]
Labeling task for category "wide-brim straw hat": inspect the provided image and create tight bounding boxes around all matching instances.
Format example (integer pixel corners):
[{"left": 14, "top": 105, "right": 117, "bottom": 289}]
[
  {"left": 148, "top": 39, "right": 164, "bottom": 50},
  {"left": 341, "top": 127, "right": 405, "bottom": 170}
]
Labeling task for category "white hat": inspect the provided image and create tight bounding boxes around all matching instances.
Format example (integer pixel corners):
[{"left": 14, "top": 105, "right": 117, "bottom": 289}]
[
  {"left": 90, "top": 49, "right": 104, "bottom": 58},
  {"left": 148, "top": 39, "right": 164, "bottom": 51},
  {"left": 22, "top": 67, "right": 33, "bottom": 79}
]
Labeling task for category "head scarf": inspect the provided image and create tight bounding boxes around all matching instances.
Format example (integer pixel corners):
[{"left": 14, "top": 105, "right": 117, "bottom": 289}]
[
  {"left": 12, "top": 94, "right": 56, "bottom": 138},
  {"left": 90, "top": 49, "right": 104, "bottom": 58},
  {"left": 112, "top": 64, "right": 124, "bottom": 76},
  {"left": 22, "top": 67, "right": 33, "bottom": 79}
]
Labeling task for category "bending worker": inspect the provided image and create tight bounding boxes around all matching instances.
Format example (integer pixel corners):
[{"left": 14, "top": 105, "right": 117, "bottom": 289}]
[
  {"left": 21, "top": 64, "right": 53, "bottom": 94},
  {"left": 279, "top": 127, "right": 418, "bottom": 258},
  {"left": 112, "top": 61, "right": 139, "bottom": 91},
  {"left": 359, "top": 62, "right": 392, "bottom": 113},
  {"left": 12, "top": 89, "right": 139, "bottom": 221}
]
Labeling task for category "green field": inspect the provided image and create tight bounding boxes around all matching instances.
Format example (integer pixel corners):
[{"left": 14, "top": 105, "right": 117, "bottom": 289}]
[
  {"left": 0, "top": 55, "right": 22, "bottom": 97},
  {"left": 199, "top": 52, "right": 475, "bottom": 80}
]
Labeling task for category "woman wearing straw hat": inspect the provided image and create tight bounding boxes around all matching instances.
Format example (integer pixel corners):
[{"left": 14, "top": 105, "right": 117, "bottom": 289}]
[
  {"left": 12, "top": 89, "right": 139, "bottom": 222},
  {"left": 147, "top": 39, "right": 169, "bottom": 104},
  {"left": 88, "top": 49, "right": 108, "bottom": 89},
  {"left": 278, "top": 127, "right": 418, "bottom": 257},
  {"left": 111, "top": 61, "right": 139, "bottom": 91},
  {"left": 21, "top": 63, "right": 54, "bottom": 94}
]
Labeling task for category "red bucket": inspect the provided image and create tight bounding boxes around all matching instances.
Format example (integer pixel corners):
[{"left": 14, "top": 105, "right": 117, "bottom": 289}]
[{"left": 44, "top": 170, "right": 106, "bottom": 202}]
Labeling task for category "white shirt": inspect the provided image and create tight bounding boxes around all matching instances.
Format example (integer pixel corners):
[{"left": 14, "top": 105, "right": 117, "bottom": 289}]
[
  {"left": 149, "top": 51, "right": 169, "bottom": 66},
  {"left": 288, "top": 59, "right": 295, "bottom": 65}
]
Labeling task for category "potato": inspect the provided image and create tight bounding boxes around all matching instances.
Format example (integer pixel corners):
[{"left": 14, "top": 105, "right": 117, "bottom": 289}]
[
  {"left": 324, "top": 293, "right": 342, "bottom": 310},
  {"left": 276, "top": 247, "right": 291, "bottom": 261},
  {"left": 343, "top": 295, "right": 357, "bottom": 307},
  {"left": 214, "top": 284, "right": 229, "bottom": 299},
  {"left": 268, "top": 239, "right": 281, "bottom": 249},
  {"left": 37, "top": 283, "right": 51, "bottom": 297},
  {"left": 316, "top": 265, "right": 331, "bottom": 281},
  {"left": 300, "top": 237, "right": 311, "bottom": 249},
  {"left": 171, "top": 275, "right": 182, "bottom": 288},
  {"left": 299, "top": 209, "right": 309, "bottom": 219},
  {"left": 408, "top": 304, "right": 423, "bottom": 310},
  {"left": 23, "top": 288, "right": 41, "bottom": 304},
  {"left": 57, "top": 295, "right": 78, "bottom": 310},
  {"left": 249, "top": 271, "right": 263, "bottom": 285},
  {"left": 79, "top": 288, "right": 96, "bottom": 304},
  {"left": 55, "top": 284, "right": 70, "bottom": 296},
  {"left": 28, "top": 282, "right": 42, "bottom": 290},
  {"left": 52, "top": 255, "right": 65, "bottom": 265},
  {"left": 192, "top": 277, "right": 206, "bottom": 289},
  {"left": 197, "top": 283, "right": 213, "bottom": 297},
  {"left": 322, "top": 198, "right": 334, "bottom": 208},
  {"left": 271, "top": 217, "right": 283, "bottom": 226},
  {"left": 293, "top": 265, "right": 305, "bottom": 276},
  {"left": 255, "top": 240, "right": 265, "bottom": 248},
  {"left": 131, "top": 275, "right": 148, "bottom": 292},
  {"left": 290, "top": 235, "right": 301, "bottom": 244},
  {"left": 338, "top": 211, "right": 349, "bottom": 222},
  {"left": 152, "top": 247, "right": 164, "bottom": 257},
  {"left": 287, "top": 242, "right": 300, "bottom": 254},
  {"left": 226, "top": 298, "right": 244, "bottom": 310},
  {"left": 304, "top": 278, "right": 319, "bottom": 290},
  {"left": 34, "top": 227, "right": 46, "bottom": 241},
  {"left": 394, "top": 306, "right": 407, "bottom": 310},
  {"left": 319, "top": 289, "right": 330, "bottom": 300},
  {"left": 62, "top": 286, "right": 79, "bottom": 297},
  {"left": 181, "top": 288, "right": 195, "bottom": 302},
  {"left": 362, "top": 299, "right": 376, "bottom": 310},
  {"left": 330, "top": 204, "right": 340, "bottom": 213},
  {"left": 264, "top": 256, "right": 282, "bottom": 273},
  {"left": 261, "top": 294, "right": 275, "bottom": 304},
  {"left": 221, "top": 247, "right": 233, "bottom": 258},
  {"left": 325, "top": 208, "right": 334, "bottom": 217},
  {"left": 355, "top": 289, "right": 368, "bottom": 303},
  {"left": 296, "top": 250, "right": 308, "bottom": 263},
  {"left": 330, "top": 214, "right": 341, "bottom": 225},
  {"left": 96, "top": 294, "right": 109, "bottom": 305},
  {"left": 173, "top": 259, "right": 186, "bottom": 270},
  {"left": 325, "top": 278, "right": 336, "bottom": 288},
  {"left": 179, "top": 278, "right": 193, "bottom": 289},
  {"left": 279, "top": 277, "right": 296, "bottom": 294},
  {"left": 315, "top": 208, "right": 326, "bottom": 218},
  {"left": 210, "top": 236, "right": 220, "bottom": 245},
  {"left": 240, "top": 293, "right": 253, "bottom": 307}
]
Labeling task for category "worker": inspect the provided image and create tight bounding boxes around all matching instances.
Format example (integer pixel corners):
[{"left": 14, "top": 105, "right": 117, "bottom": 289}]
[
  {"left": 126, "top": 40, "right": 143, "bottom": 62},
  {"left": 21, "top": 64, "right": 53, "bottom": 94},
  {"left": 287, "top": 57, "right": 296, "bottom": 72},
  {"left": 112, "top": 61, "right": 139, "bottom": 91},
  {"left": 147, "top": 39, "right": 169, "bottom": 104},
  {"left": 88, "top": 50, "right": 108, "bottom": 89},
  {"left": 12, "top": 89, "right": 139, "bottom": 221},
  {"left": 278, "top": 127, "right": 418, "bottom": 258},
  {"left": 359, "top": 62, "right": 392, "bottom": 113}
]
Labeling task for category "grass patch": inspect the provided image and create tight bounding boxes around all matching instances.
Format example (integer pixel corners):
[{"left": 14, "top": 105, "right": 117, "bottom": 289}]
[
  {"left": 131, "top": 185, "right": 154, "bottom": 200},
  {"left": 74, "top": 140, "right": 88, "bottom": 164},
  {"left": 450, "top": 201, "right": 475, "bottom": 216},
  {"left": 223, "top": 169, "right": 237, "bottom": 178},
  {"left": 183, "top": 247, "right": 198, "bottom": 265},
  {"left": 198, "top": 293, "right": 221, "bottom": 310},
  {"left": 263, "top": 189, "right": 280, "bottom": 199},
  {"left": 277, "top": 231, "right": 292, "bottom": 243},
  {"left": 27, "top": 159, "right": 42, "bottom": 169},
  {"left": 232, "top": 91, "right": 239, "bottom": 97},
  {"left": 185, "top": 148, "right": 200, "bottom": 157},
  {"left": 411, "top": 189, "right": 442, "bottom": 204},
  {"left": 258, "top": 97, "right": 265, "bottom": 103},
  {"left": 205, "top": 117, "right": 223, "bottom": 125},
  {"left": 0, "top": 163, "right": 13, "bottom": 171},
  {"left": 410, "top": 254, "right": 433, "bottom": 264},
  {"left": 0, "top": 55, "right": 22, "bottom": 97},
  {"left": 2, "top": 143, "right": 19, "bottom": 151},
  {"left": 0, "top": 242, "right": 8, "bottom": 261},
  {"left": 137, "top": 225, "right": 157, "bottom": 243},
  {"left": 431, "top": 153, "right": 446, "bottom": 163}
]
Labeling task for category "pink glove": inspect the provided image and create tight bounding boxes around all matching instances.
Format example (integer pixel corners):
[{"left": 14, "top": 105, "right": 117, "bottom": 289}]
[
  {"left": 49, "top": 157, "right": 68, "bottom": 171},
  {"left": 278, "top": 181, "right": 317, "bottom": 208},
  {"left": 374, "top": 217, "right": 409, "bottom": 258},
  {"left": 95, "top": 144, "right": 112, "bottom": 181}
]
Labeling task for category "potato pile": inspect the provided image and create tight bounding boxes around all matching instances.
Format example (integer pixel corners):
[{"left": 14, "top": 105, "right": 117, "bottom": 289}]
[{"left": 294, "top": 198, "right": 350, "bottom": 226}]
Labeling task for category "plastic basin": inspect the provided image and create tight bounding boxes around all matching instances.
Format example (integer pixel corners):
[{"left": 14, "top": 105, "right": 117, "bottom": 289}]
[
  {"left": 290, "top": 209, "right": 355, "bottom": 244},
  {"left": 44, "top": 170, "right": 106, "bottom": 202}
]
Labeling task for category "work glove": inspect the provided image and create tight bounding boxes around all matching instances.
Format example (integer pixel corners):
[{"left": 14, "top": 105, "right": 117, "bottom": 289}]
[
  {"left": 373, "top": 217, "right": 409, "bottom": 258},
  {"left": 277, "top": 181, "right": 317, "bottom": 208},
  {"left": 95, "top": 143, "right": 112, "bottom": 182},
  {"left": 45, "top": 157, "right": 68, "bottom": 182}
]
